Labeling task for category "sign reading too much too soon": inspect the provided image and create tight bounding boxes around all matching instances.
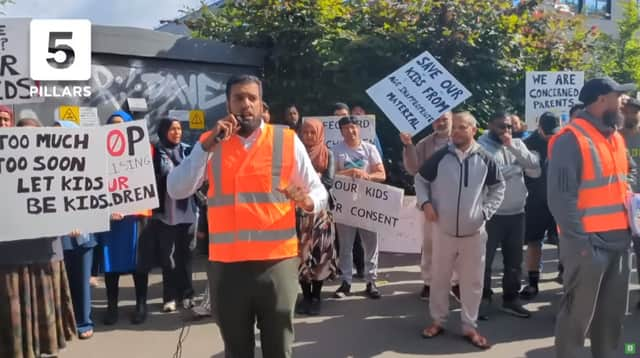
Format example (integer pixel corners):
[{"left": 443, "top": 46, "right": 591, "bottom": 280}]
[
  {"left": 0, "top": 123, "right": 158, "bottom": 242},
  {"left": 331, "top": 175, "right": 404, "bottom": 233},
  {"left": 367, "top": 50, "right": 471, "bottom": 135}
]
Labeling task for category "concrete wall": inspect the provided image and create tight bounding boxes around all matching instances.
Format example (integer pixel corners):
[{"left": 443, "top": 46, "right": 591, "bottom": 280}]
[{"left": 14, "top": 24, "right": 264, "bottom": 145}]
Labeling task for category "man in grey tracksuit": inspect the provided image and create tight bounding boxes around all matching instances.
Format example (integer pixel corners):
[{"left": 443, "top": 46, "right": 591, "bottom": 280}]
[
  {"left": 549, "top": 78, "right": 636, "bottom": 358},
  {"left": 415, "top": 112, "right": 504, "bottom": 348},
  {"left": 477, "top": 112, "right": 541, "bottom": 319}
]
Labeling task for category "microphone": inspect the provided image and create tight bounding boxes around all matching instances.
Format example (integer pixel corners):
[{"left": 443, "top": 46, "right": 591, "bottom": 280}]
[{"left": 215, "top": 114, "right": 244, "bottom": 143}]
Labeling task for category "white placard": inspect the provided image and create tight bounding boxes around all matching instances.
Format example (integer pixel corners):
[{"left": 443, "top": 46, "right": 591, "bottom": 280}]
[
  {"left": 79, "top": 107, "right": 99, "bottom": 127},
  {"left": 303, "top": 115, "right": 376, "bottom": 150},
  {"left": 330, "top": 175, "right": 404, "bottom": 233},
  {"left": 379, "top": 196, "right": 423, "bottom": 254},
  {"left": 366, "top": 50, "right": 471, "bottom": 135},
  {"left": 0, "top": 127, "right": 110, "bottom": 242},
  {"left": 168, "top": 109, "right": 190, "bottom": 122},
  {"left": 106, "top": 120, "right": 158, "bottom": 216},
  {"left": 0, "top": 18, "right": 41, "bottom": 104},
  {"left": 525, "top": 71, "right": 584, "bottom": 128}
]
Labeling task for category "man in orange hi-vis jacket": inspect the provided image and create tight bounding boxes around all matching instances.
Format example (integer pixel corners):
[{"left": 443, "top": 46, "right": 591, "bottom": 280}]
[
  {"left": 166, "top": 74, "right": 327, "bottom": 358},
  {"left": 547, "top": 77, "right": 637, "bottom": 358}
]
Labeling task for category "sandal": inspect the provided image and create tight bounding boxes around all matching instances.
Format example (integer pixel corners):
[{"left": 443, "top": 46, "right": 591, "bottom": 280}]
[
  {"left": 79, "top": 330, "right": 94, "bottom": 340},
  {"left": 421, "top": 324, "right": 444, "bottom": 338},
  {"left": 463, "top": 331, "right": 491, "bottom": 350}
]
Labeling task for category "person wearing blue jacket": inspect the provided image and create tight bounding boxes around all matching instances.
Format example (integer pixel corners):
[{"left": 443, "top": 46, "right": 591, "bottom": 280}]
[
  {"left": 54, "top": 120, "right": 98, "bottom": 339},
  {"left": 96, "top": 111, "right": 151, "bottom": 325}
]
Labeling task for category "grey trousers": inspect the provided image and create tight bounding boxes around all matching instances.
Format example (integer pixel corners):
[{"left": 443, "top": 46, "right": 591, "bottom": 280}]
[{"left": 555, "top": 239, "right": 630, "bottom": 358}]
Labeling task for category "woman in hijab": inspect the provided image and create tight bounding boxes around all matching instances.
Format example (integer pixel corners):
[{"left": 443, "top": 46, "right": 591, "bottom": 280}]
[
  {"left": 53, "top": 119, "right": 98, "bottom": 339},
  {"left": 0, "top": 116, "right": 76, "bottom": 358},
  {"left": 135, "top": 117, "right": 197, "bottom": 321},
  {"left": 95, "top": 110, "right": 153, "bottom": 325},
  {"left": 295, "top": 118, "right": 337, "bottom": 315},
  {"left": 0, "top": 105, "right": 14, "bottom": 127}
]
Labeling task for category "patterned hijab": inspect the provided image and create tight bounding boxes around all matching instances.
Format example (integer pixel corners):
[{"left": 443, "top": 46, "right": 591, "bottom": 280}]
[{"left": 301, "top": 119, "right": 329, "bottom": 173}]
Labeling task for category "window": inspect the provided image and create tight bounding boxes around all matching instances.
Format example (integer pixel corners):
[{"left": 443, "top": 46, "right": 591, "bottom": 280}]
[
  {"left": 556, "top": 0, "right": 612, "bottom": 19},
  {"left": 583, "top": 0, "right": 611, "bottom": 18}
]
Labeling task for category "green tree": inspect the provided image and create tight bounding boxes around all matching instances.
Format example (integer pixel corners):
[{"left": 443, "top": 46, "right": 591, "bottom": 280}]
[
  {"left": 186, "top": 0, "right": 592, "bottom": 188},
  {"left": 591, "top": 0, "right": 640, "bottom": 85}
]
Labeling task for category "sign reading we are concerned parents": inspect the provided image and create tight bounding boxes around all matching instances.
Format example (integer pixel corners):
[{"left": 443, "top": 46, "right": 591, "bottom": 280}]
[
  {"left": 331, "top": 175, "right": 404, "bottom": 233},
  {"left": 525, "top": 71, "right": 584, "bottom": 128},
  {"left": 0, "top": 127, "right": 110, "bottom": 242},
  {"left": 367, "top": 50, "right": 471, "bottom": 136}
]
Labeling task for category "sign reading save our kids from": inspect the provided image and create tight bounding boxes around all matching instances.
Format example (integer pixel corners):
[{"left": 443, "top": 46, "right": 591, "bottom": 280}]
[
  {"left": 0, "top": 125, "right": 159, "bottom": 242},
  {"left": 106, "top": 120, "right": 158, "bottom": 216},
  {"left": 366, "top": 50, "right": 471, "bottom": 136},
  {"left": 331, "top": 175, "right": 404, "bottom": 233},
  {"left": 525, "top": 71, "right": 584, "bottom": 128}
]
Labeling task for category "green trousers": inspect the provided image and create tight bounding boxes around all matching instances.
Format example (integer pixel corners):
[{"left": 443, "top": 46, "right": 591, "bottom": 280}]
[
  {"left": 208, "top": 257, "right": 299, "bottom": 358},
  {"left": 555, "top": 239, "right": 630, "bottom": 358}
]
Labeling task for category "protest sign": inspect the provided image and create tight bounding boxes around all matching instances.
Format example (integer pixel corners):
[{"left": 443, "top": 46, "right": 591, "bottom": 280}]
[
  {"left": 303, "top": 115, "right": 376, "bottom": 150},
  {"left": 379, "top": 196, "right": 423, "bottom": 254},
  {"left": 0, "top": 127, "right": 110, "bottom": 242},
  {"left": 525, "top": 71, "right": 584, "bottom": 128},
  {"left": 366, "top": 50, "right": 471, "bottom": 136},
  {"left": 0, "top": 18, "right": 41, "bottom": 104},
  {"left": 106, "top": 120, "right": 158, "bottom": 215},
  {"left": 331, "top": 175, "right": 404, "bottom": 233}
]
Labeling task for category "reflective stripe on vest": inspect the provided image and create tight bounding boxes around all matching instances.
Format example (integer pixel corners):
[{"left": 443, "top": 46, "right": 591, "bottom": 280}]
[
  {"left": 561, "top": 119, "right": 628, "bottom": 232},
  {"left": 207, "top": 126, "right": 296, "bottom": 244}
]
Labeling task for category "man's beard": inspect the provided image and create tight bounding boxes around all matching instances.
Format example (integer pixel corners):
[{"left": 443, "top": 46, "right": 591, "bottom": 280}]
[
  {"left": 624, "top": 117, "right": 639, "bottom": 129},
  {"left": 602, "top": 110, "right": 622, "bottom": 128},
  {"left": 237, "top": 115, "right": 262, "bottom": 137}
]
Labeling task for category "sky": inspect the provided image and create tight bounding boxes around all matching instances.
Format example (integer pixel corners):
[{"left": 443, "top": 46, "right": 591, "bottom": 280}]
[{"left": 3, "top": 0, "right": 209, "bottom": 30}]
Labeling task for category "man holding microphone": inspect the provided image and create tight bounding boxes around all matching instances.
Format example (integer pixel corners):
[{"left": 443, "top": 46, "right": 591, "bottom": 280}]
[{"left": 167, "top": 74, "right": 327, "bottom": 358}]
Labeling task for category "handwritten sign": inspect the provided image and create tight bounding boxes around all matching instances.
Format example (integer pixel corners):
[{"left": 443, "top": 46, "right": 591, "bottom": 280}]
[
  {"left": 525, "top": 71, "right": 584, "bottom": 128},
  {"left": 0, "top": 19, "right": 40, "bottom": 104},
  {"left": 0, "top": 127, "right": 110, "bottom": 242},
  {"left": 303, "top": 115, "right": 376, "bottom": 150},
  {"left": 331, "top": 175, "right": 404, "bottom": 233},
  {"left": 366, "top": 50, "right": 471, "bottom": 135},
  {"left": 106, "top": 120, "right": 158, "bottom": 215},
  {"left": 378, "top": 196, "right": 423, "bottom": 254}
]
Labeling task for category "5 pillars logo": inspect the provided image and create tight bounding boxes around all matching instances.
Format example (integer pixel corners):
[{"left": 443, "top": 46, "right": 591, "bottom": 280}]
[{"left": 29, "top": 19, "right": 92, "bottom": 98}]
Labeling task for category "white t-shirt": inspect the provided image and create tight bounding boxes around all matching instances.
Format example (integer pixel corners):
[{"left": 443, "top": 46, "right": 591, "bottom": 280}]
[{"left": 332, "top": 140, "right": 383, "bottom": 174}]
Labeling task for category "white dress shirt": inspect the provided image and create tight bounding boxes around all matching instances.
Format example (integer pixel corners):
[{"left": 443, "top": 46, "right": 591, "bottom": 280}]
[{"left": 167, "top": 121, "right": 328, "bottom": 214}]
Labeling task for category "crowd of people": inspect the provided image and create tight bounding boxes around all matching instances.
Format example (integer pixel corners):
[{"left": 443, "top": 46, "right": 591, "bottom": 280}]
[{"left": 0, "top": 74, "right": 639, "bottom": 358}]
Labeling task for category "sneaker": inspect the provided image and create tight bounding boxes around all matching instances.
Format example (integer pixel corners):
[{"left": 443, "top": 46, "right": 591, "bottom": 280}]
[
  {"left": 163, "top": 300, "right": 177, "bottom": 312},
  {"left": 182, "top": 298, "right": 195, "bottom": 310},
  {"left": 519, "top": 285, "right": 539, "bottom": 300},
  {"left": 366, "top": 282, "right": 381, "bottom": 299},
  {"left": 450, "top": 285, "right": 461, "bottom": 302},
  {"left": 191, "top": 305, "right": 211, "bottom": 318},
  {"left": 501, "top": 301, "right": 531, "bottom": 318},
  {"left": 334, "top": 281, "right": 351, "bottom": 298},
  {"left": 308, "top": 298, "right": 322, "bottom": 316},
  {"left": 419, "top": 285, "right": 430, "bottom": 301}
]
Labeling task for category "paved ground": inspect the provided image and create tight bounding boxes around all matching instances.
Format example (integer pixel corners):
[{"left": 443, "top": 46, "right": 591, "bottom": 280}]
[{"left": 63, "top": 245, "right": 640, "bottom": 358}]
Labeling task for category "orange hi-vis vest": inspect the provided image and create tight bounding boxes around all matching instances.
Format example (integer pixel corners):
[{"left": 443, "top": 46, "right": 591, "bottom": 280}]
[
  {"left": 548, "top": 118, "right": 629, "bottom": 233},
  {"left": 200, "top": 124, "right": 298, "bottom": 262}
]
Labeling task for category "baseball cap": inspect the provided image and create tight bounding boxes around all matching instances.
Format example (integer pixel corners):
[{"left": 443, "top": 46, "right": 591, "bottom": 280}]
[
  {"left": 625, "top": 97, "right": 640, "bottom": 109},
  {"left": 539, "top": 112, "right": 560, "bottom": 135},
  {"left": 578, "top": 77, "right": 636, "bottom": 106}
]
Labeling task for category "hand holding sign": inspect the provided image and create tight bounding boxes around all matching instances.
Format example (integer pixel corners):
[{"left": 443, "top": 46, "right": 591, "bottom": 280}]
[
  {"left": 423, "top": 203, "right": 438, "bottom": 222},
  {"left": 110, "top": 213, "right": 124, "bottom": 221},
  {"left": 399, "top": 133, "right": 413, "bottom": 146}
]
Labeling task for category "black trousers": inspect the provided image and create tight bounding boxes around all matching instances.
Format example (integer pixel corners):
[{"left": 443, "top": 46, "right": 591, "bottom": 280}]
[
  {"left": 137, "top": 220, "right": 194, "bottom": 303},
  {"left": 483, "top": 213, "right": 525, "bottom": 302}
]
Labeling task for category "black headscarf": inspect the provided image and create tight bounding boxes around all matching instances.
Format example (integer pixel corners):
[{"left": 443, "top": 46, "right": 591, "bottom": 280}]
[{"left": 154, "top": 118, "right": 189, "bottom": 213}]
